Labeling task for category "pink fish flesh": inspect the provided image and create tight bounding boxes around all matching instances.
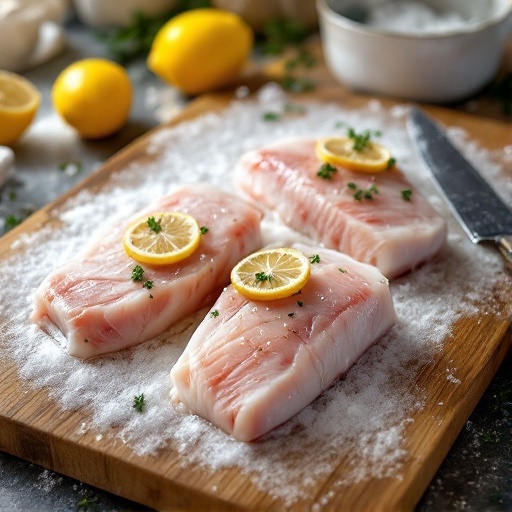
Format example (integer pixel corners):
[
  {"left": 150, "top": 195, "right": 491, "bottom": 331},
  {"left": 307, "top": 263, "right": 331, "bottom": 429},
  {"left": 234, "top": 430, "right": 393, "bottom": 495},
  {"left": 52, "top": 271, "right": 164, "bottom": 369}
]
[
  {"left": 233, "top": 137, "right": 447, "bottom": 279},
  {"left": 31, "top": 184, "right": 263, "bottom": 358},
  {"left": 170, "top": 243, "right": 396, "bottom": 442}
]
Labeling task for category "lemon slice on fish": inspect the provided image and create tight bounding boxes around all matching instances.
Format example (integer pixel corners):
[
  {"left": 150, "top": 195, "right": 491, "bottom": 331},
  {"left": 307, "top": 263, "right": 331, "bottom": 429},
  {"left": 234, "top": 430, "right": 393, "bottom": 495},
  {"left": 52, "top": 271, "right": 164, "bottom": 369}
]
[
  {"left": 316, "top": 136, "right": 392, "bottom": 173},
  {"left": 231, "top": 247, "right": 311, "bottom": 301},
  {"left": 123, "top": 211, "right": 201, "bottom": 265}
]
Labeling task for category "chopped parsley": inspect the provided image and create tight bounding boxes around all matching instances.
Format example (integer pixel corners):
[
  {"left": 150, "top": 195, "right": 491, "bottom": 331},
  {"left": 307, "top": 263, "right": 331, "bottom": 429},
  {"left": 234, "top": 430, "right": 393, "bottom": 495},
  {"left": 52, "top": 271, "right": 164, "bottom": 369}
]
[
  {"left": 210, "top": 309, "right": 219, "bottom": 318},
  {"left": 133, "top": 393, "right": 145, "bottom": 412},
  {"left": 339, "top": 267, "right": 347, "bottom": 273},
  {"left": 401, "top": 189, "right": 412, "bottom": 201},
  {"left": 348, "top": 182, "right": 379, "bottom": 201},
  {"left": 200, "top": 226, "right": 209, "bottom": 235},
  {"left": 284, "top": 47, "right": 317, "bottom": 71},
  {"left": 147, "top": 216, "right": 162, "bottom": 233},
  {"left": 310, "top": 254, "right": 320, "bottom": 264},
  {"left": 4, "top": 214, "right": 22, "bottom": 230},
  {"left": 348, "top": 128, "right": 372, "bottom": 152},
  {"left": 131, "top": 265, "right": 145, "bottom": 282},
  {"left": 263, "top": 111, "right": 280, "bottom": 122},
  {"left": 387, "top": 157, "right": 397, "bottom": 169},
  {"left": 317, "top": 162, "right": 337, "bottom": 180},
  {"left": 255, "top": 271, "right": 272, "bottom": 282},
  {"left": 143, "top": 280, "right": 153, "bottom": 290},
  {"left": 281, "top": 75, "right": 315, "bottom": 93}
]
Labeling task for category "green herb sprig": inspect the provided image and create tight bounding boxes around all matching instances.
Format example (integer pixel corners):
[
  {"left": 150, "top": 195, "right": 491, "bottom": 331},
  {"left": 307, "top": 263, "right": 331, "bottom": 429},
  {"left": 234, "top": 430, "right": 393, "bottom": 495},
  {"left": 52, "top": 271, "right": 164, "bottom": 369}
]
[
  {"left": 133, "top": 393, "right": 145, "bottom": 412},
  {"left": 317, "top": 163, "right": 337, "bottom": 180}
]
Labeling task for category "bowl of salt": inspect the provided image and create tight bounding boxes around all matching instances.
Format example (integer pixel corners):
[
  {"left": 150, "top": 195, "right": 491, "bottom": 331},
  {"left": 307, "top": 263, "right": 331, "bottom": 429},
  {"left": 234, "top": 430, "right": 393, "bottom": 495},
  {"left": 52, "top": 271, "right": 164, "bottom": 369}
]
[{"left": 316, "top": 0, "right": 512, "bottom": 103}]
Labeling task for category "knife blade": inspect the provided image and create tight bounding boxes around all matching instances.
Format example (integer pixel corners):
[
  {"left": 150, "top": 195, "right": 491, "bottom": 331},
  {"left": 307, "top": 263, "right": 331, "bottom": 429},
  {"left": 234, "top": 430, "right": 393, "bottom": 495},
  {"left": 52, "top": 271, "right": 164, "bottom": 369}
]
[{"left": 407, "top": 107, "right": 512, "bottom": 265}]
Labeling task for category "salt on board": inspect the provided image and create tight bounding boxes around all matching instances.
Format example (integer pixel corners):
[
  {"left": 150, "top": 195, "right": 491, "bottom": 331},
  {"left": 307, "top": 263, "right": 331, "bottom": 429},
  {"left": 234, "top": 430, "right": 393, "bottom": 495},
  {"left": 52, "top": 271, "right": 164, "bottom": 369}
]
[{"left": 0, "top": 83, "right": 511, "bottom": 506}]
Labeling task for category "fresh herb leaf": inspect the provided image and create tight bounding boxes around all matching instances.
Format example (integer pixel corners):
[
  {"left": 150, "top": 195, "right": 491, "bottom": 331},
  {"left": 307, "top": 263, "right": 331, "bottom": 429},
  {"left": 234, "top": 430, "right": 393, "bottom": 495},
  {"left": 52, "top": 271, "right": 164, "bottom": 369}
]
[
  {"left": 401, "top": 189, "right": 412, "bottom": 201},
  {"left": 95, "top": 0, "right": 210, "bottom": 65},
  {"left": 210, "top": 309, "right": 219, "bottom": 318},
  {"left": 263, "top": 111, "right": 280, "bottom": 122},
  {"left": 133, "top": 393, "right": 145, "bottom": 412},
  {"left": 77, "top": 496, "right": 98, "bottom": 511},
  {"left": 147, "top": 216, "right": 162, "bottom": 233},
  {"left": 259, "top": 19, "right": 311, "bottom": 55},
  {"left": 310, "top": 254, "right": 320, "bottom": 264},
  {"left": 200, "top": 226, "right": 209, "bottom": 234},
  {"left": 387, "top": 157, "right": 396, "bottom": 169},
  {"left": 281, "top": 75, "right": 315, "bottom": 93},
  {"left": 317, "top": 162, "right": 337, "bottom": 180},
  {"left": 255, "top": 271, "right": 272, "bottom": 282},
  {"left": 348, "top": 127, "right": 372, "bottom": 152},
  {"left": 131, "top": 265, "right": 144, "bottom": 282},
  {"left": 349, "top": 183, "right": 379, "bottom": 201},
  {"left": 284, "top": 48, "right": 317, "bottom": 71},
  {"left": 143, "top": 280, "right": 153, "bottom": 289},
  {"left": 4, "top": 214, "right": 22, "bottom": 230}
]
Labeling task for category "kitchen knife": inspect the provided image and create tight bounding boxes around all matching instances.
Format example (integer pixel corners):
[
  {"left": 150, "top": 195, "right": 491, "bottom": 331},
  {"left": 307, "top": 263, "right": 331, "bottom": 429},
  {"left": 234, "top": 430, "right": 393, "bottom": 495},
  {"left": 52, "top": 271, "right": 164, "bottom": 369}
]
[{"left": 407, "top": 107, "right": 512, "bottom": 265}]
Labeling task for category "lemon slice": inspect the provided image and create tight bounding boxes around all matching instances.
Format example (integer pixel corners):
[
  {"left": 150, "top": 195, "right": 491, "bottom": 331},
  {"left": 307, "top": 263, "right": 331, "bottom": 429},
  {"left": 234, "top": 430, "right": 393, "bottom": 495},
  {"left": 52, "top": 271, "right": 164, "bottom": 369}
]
[
  {"left": 0, "top": 70, "right": 41, "bottom": 146},
  {"left": 123, "top": 212, "right": 201, "bottom": 266},
  {"left": 316, "top": 136, "right": 392, "bottom": 173},
  {"left": 231, "top": 248, "right": 311, "bottom": 301}
]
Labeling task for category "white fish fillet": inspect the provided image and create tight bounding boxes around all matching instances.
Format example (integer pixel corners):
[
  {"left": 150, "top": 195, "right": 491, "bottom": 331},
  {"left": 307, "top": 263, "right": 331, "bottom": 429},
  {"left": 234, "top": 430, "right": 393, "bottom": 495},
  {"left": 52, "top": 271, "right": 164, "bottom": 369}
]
[
  {"left": 31, "top": 184, "right": 263, "bottom": 358},
  {"left": 170, "top": 243, "right": 396, "bottom": 442},
  {"left": 233, "top": 137, "right": 447, "bottom": 279}
]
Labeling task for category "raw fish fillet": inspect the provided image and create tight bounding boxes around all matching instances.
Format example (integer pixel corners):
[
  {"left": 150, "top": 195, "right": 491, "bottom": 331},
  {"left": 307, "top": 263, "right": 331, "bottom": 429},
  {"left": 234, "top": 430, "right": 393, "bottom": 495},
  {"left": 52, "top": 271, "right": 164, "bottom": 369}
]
[
  {"left": 31, "top": 184, "right": 263, "bottom": 358},
  {"left": 170, "top": 243, "right": 396, "bottom": 442},
  {"left": 233, "top": 137, "right": 447, "bottom": 278}
]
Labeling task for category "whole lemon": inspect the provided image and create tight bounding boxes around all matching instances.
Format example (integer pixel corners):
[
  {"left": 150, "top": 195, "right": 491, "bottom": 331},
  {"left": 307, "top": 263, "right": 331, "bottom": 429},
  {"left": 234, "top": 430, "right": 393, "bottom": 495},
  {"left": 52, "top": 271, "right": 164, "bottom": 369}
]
[
  {"left": 147, "top": 8, "right": 253, "bottom": 95},
  {"left": 0, "top": 70, "right": 41, "bottom": 146},
  {"left": 52, "top": 59, "right": 132, "bottom": 139}
]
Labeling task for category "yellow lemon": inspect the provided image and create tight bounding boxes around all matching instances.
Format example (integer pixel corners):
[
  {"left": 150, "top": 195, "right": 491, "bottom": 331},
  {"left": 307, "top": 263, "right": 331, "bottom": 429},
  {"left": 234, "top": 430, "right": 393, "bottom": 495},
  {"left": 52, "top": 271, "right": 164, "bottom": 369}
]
[
  {"left": 123, "top": 211, "right": 201, "bottom": 266},
  {"left": 231, "top": 248, "right": 311, "bottom": 301},
  {"left": 0, "top": 70, "right": 41, "bottom": 146},
  {"left": 316, "top": 136, "right": 393, "bottom": 173},
  {"left": 52, "top": 58, "right": 132, "bottom": 139},
  {"left": 147, "top": 8, "right": 253, "bottom": 95}
]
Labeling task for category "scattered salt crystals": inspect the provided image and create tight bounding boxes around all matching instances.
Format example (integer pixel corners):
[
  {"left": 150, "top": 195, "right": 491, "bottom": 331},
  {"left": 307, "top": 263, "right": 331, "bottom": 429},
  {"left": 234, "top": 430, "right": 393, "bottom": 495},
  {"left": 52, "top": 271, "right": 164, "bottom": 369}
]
[{"left": 1, "top": 85, "right": 511, "bottom": 506}]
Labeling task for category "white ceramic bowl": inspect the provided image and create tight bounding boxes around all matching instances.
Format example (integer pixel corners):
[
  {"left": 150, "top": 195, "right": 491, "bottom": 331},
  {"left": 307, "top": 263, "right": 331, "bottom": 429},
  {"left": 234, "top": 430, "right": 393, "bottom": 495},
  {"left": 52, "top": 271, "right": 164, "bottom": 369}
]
[{"left": 317, "top": 0, "right": 512, "bottom": 103}]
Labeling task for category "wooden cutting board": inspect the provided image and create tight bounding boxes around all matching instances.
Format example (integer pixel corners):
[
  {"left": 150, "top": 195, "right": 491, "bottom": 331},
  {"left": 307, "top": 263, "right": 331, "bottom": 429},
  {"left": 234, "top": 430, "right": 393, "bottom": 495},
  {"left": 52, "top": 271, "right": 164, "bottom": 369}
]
[{"left": 0, "top": 87, "right": 510, "bottom": 512}]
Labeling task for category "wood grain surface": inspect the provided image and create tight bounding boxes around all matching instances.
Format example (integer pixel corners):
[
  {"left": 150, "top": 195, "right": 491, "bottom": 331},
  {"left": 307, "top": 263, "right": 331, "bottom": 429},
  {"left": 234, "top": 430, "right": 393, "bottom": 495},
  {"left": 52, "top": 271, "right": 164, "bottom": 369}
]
[{"left": 0, "top": 83, "right": 511, "bottom": 511}]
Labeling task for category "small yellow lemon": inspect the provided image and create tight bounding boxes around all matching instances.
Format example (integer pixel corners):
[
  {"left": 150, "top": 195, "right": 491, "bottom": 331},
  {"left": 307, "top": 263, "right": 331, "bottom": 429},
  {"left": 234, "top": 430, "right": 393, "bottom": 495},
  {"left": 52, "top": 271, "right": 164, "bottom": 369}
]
[
  {"left": 316, "top": 136, "right": 393, "bottom": 173},
  {"left": 147, "top": 8, "right": 253, "bottom": 95},
  {"left": 123, "top": 211, "right": 201, "bottom": 266},
  {"left": 231, "top": 248, "right": 311, "bottom": 301},
  {"left": 52, "top": 58, "right": 132, "bottom": 139},
  {"left": 0, "top": 70, "right": 41, "bottom": 146}
]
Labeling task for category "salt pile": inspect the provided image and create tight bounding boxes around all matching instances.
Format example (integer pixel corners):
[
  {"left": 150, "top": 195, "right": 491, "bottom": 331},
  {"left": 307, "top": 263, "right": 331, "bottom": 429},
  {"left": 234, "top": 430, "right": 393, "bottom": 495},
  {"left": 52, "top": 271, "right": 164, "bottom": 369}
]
[{"left": 0, "top": 84, "right": 510, "bottom": 507}]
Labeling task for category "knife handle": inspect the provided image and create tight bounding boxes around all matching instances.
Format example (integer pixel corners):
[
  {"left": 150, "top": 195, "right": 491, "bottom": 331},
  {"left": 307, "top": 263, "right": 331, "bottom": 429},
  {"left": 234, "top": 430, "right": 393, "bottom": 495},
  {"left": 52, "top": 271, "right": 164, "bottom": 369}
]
[{"left": 496, "top": 236, "right": 512, "bottom": 266}]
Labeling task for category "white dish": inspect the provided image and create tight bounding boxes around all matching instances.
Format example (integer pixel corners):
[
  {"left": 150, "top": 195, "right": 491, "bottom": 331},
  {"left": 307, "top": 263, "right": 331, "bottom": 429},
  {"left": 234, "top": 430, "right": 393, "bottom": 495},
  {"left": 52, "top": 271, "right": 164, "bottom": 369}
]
[{"left": 317, "top": 0, "right": 512, "bottom": 103}]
